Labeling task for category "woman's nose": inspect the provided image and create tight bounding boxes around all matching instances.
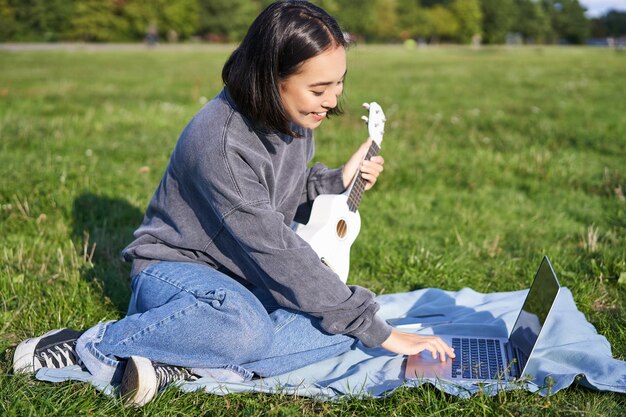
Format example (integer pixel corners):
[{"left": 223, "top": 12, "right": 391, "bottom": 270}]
[{"left": 323, "top": 92, "right": 338, "bottom": 109}]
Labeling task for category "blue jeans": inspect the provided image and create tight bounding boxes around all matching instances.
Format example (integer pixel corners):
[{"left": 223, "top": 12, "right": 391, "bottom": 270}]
[{"left": 75, "top": 261, "right": 355, "bottom": 384}]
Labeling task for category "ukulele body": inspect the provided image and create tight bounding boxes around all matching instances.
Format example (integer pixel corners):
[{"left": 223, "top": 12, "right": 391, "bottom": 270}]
[{"left": 295, "top": 194, "right": 361, "bottom": 283}]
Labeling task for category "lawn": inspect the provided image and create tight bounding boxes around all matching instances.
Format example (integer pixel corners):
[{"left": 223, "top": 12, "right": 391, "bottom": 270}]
[{"left": 0, "top": 44, "right": 625, "bottom": 416}]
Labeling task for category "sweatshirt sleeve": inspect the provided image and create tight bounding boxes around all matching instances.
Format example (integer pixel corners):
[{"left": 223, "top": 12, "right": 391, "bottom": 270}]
[
  {"left": 294, "top": 162, "right": 346, "bottom": 224},
  {"left": 180, "top": 122, "right": 391, "bottom": 348}
]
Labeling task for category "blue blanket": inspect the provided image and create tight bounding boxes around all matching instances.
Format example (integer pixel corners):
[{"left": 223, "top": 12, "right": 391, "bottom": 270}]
[{"left": 36, "top": 287, "right": 626, "bottom": 399}]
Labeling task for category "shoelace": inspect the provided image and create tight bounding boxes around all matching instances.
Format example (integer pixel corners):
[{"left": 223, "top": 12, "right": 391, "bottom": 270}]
[
  {"left": 155, "top": 365, "right": 193, "bottom": 391},
  {"left": 37, "top": 343, "right": 81, "bottom": 369}
]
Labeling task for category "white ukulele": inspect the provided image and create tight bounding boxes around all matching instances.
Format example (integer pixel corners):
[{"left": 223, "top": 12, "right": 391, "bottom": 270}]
[{"left": 296, "top": 102, "right": 386, "bottom": 283}]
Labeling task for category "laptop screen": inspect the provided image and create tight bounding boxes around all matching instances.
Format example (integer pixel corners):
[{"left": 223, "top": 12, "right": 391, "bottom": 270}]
[{"left": 509, "top": 257, "right": 561, "bottom": 372}]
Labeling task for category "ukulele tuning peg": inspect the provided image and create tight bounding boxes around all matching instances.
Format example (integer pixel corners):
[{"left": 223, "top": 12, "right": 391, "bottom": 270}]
[
  {"left": 362, "top": 103, "right": 370, "bottom": 110},
  {"left": 361, "top": 116, "right": 369, "bottom": 123}
]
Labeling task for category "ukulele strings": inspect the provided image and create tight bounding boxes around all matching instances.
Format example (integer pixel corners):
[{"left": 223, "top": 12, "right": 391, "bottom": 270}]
[{"left": 347, "top": 141, "right": 380, "bottom": 212}]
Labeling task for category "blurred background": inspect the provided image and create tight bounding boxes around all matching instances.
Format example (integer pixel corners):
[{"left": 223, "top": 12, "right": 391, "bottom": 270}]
[{"left": 0, "top": 0, "right": 625, "bottom": 47}]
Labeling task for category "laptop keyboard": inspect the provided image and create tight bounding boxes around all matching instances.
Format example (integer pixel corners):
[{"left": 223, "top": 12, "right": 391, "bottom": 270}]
[{"left": 451, "top": 337, "right": 505, "bottom": 380}]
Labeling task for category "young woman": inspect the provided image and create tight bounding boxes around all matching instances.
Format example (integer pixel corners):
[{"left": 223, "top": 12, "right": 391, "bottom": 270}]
[{"left": 13, "top": 0, "right": 454, "bottom": 406}]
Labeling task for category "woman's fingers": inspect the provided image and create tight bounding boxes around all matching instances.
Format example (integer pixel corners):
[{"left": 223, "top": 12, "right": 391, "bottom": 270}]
[
  {"left": 381, "top": 330, "right": 455, "bottom": 361},
  {"left": 416, "top": 337, "right": 455, "bottom": 361},
  {"left": 359, "top": 157, "right": 384, "bottom": 190}
]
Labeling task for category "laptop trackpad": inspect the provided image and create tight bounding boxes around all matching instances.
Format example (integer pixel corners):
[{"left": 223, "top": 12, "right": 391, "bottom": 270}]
[{"left": 405, "top": 351, "right": 453, "bottom": 380}]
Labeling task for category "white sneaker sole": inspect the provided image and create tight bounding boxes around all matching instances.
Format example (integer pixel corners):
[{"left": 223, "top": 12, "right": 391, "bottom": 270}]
[
  {"left": 13, "top": 328, "right": 65, "bottom": 374},
  {"left": 121, "top": 355, "right": 158, "bottom": 407}
]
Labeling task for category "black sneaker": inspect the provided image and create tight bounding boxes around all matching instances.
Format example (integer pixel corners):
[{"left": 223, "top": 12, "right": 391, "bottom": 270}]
[
  {"left": 120, "top": 355, "right": 196, "bottom": 406},
  {"left": 13, "top": 328, "right": 84, "bottom": 374}
]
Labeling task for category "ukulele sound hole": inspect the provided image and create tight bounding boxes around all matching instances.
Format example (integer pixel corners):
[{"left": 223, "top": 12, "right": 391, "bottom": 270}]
[{"left": 336, "top": 219, "right": 348, "bottom": 239}]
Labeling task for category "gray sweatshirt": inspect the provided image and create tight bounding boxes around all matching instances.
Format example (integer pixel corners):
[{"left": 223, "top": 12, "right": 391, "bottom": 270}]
[{"left": 122, "top": 89, "right": 392, "bottom": 348}]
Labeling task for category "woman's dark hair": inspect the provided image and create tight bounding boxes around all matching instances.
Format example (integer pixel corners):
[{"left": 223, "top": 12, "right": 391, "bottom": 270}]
[{"left": 222, "top": 0, "right": 347, "bottom": 137}]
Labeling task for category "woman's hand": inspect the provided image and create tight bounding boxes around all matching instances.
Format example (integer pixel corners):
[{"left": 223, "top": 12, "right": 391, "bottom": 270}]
[
  {"left": 342, "top": 139, "right": 384, "bottom": 190},
  {"left": 381, "top": 329, "right": 456, "bottom": 362}
]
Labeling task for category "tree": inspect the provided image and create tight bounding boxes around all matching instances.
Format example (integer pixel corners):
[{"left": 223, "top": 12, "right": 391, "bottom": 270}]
[
  {"left": 604, "top": 10, "right": 626, "bottom": 36},
  {"left": 421, "top": 0, "right": 451, "bottom": 6},
  {"left": 311, "top": 0, "right": 340, "bottom": 15},
  {"left": 68, "top": 0, "right": 129, "bottom": 42},
  {"left": 159, "top": 0, "right": 201, "bottom": 39},
  {"left": 481, "top": 0, "right": 516, "bottom": 44},
  {"left": 0, "top": 0, "right": 595, "bottom": 44},
  {"left": 543, "top": 0, "right": 589, "bottom": 44},
  {"left": 374, "top": 0, "right": 398, "bottom": 40},
  {"left": 8, "top": 0, "right": 74, "bottom": 41},
  {"left": 114, "top": 0, "right": 200, "bottom": 41},
  {"left": 512, "top": 0, "right": 551, "bottom": 43},
  {"left": 334, "top": 0, "right": 377, "bottom": 39},
  {"left": 450, "top": 0, "right": 482, "bottom": 43},
  {"left": 197, "top": 0, "right": 260, "bottom": 41},
  {"left": 396, "top": 0, "right": 428, "bottom": 39},
  {"left": 425, "top": 5, "right": 459, "bottom": 41},
  {"left": 118, "top": 0, "right": 158, "bottom": 40},
  {"left": 0, "top": 0, "right": 17, "bottom": 41}
]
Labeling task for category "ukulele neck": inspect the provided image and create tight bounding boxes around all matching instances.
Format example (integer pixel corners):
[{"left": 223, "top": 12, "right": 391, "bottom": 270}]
[{"left": 346, "top": 141, "right": 380, "bottom": 213}]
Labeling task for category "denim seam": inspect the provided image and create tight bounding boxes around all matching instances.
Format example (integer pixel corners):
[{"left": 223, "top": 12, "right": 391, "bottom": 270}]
[
  {"left": 85, "top": 321, "right": 119, "bottom": 368},
  {"left": 140, "top": 268, "right": 190, "bottom": 293},
  {"left": 86, "top": 342, "right": 119, "bottom": 368},
  {"left": 273, "top": 312, "right": 299, "bottom": 333},
  {"left": 140, "top": 266, "right": 222, "bottom": 301},
  {"left": 221, "top": 364, "right": 254, "bottom": 380},
  {"left": 114, "top": 301, "right": 205, "bottom": 347}
]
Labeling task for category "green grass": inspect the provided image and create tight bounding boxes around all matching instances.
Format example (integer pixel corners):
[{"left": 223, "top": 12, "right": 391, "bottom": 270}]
[{"left": 1, "top": 44, "right": 625, "bottom": 416}]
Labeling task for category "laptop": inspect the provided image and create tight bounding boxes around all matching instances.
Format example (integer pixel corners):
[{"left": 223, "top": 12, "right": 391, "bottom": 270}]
[{"left": 404, "top": 256, "right": 561, "bottom": 383}]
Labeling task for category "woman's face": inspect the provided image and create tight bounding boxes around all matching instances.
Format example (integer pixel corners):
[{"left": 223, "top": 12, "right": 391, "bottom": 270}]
[{"left": 279, "top": 45, "right": 346, "bottom": 130}]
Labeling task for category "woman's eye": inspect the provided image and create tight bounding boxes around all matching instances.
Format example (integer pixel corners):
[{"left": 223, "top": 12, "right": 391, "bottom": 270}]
[{"left": 311, "top": 91, "right": 324, "bottom": 96}]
